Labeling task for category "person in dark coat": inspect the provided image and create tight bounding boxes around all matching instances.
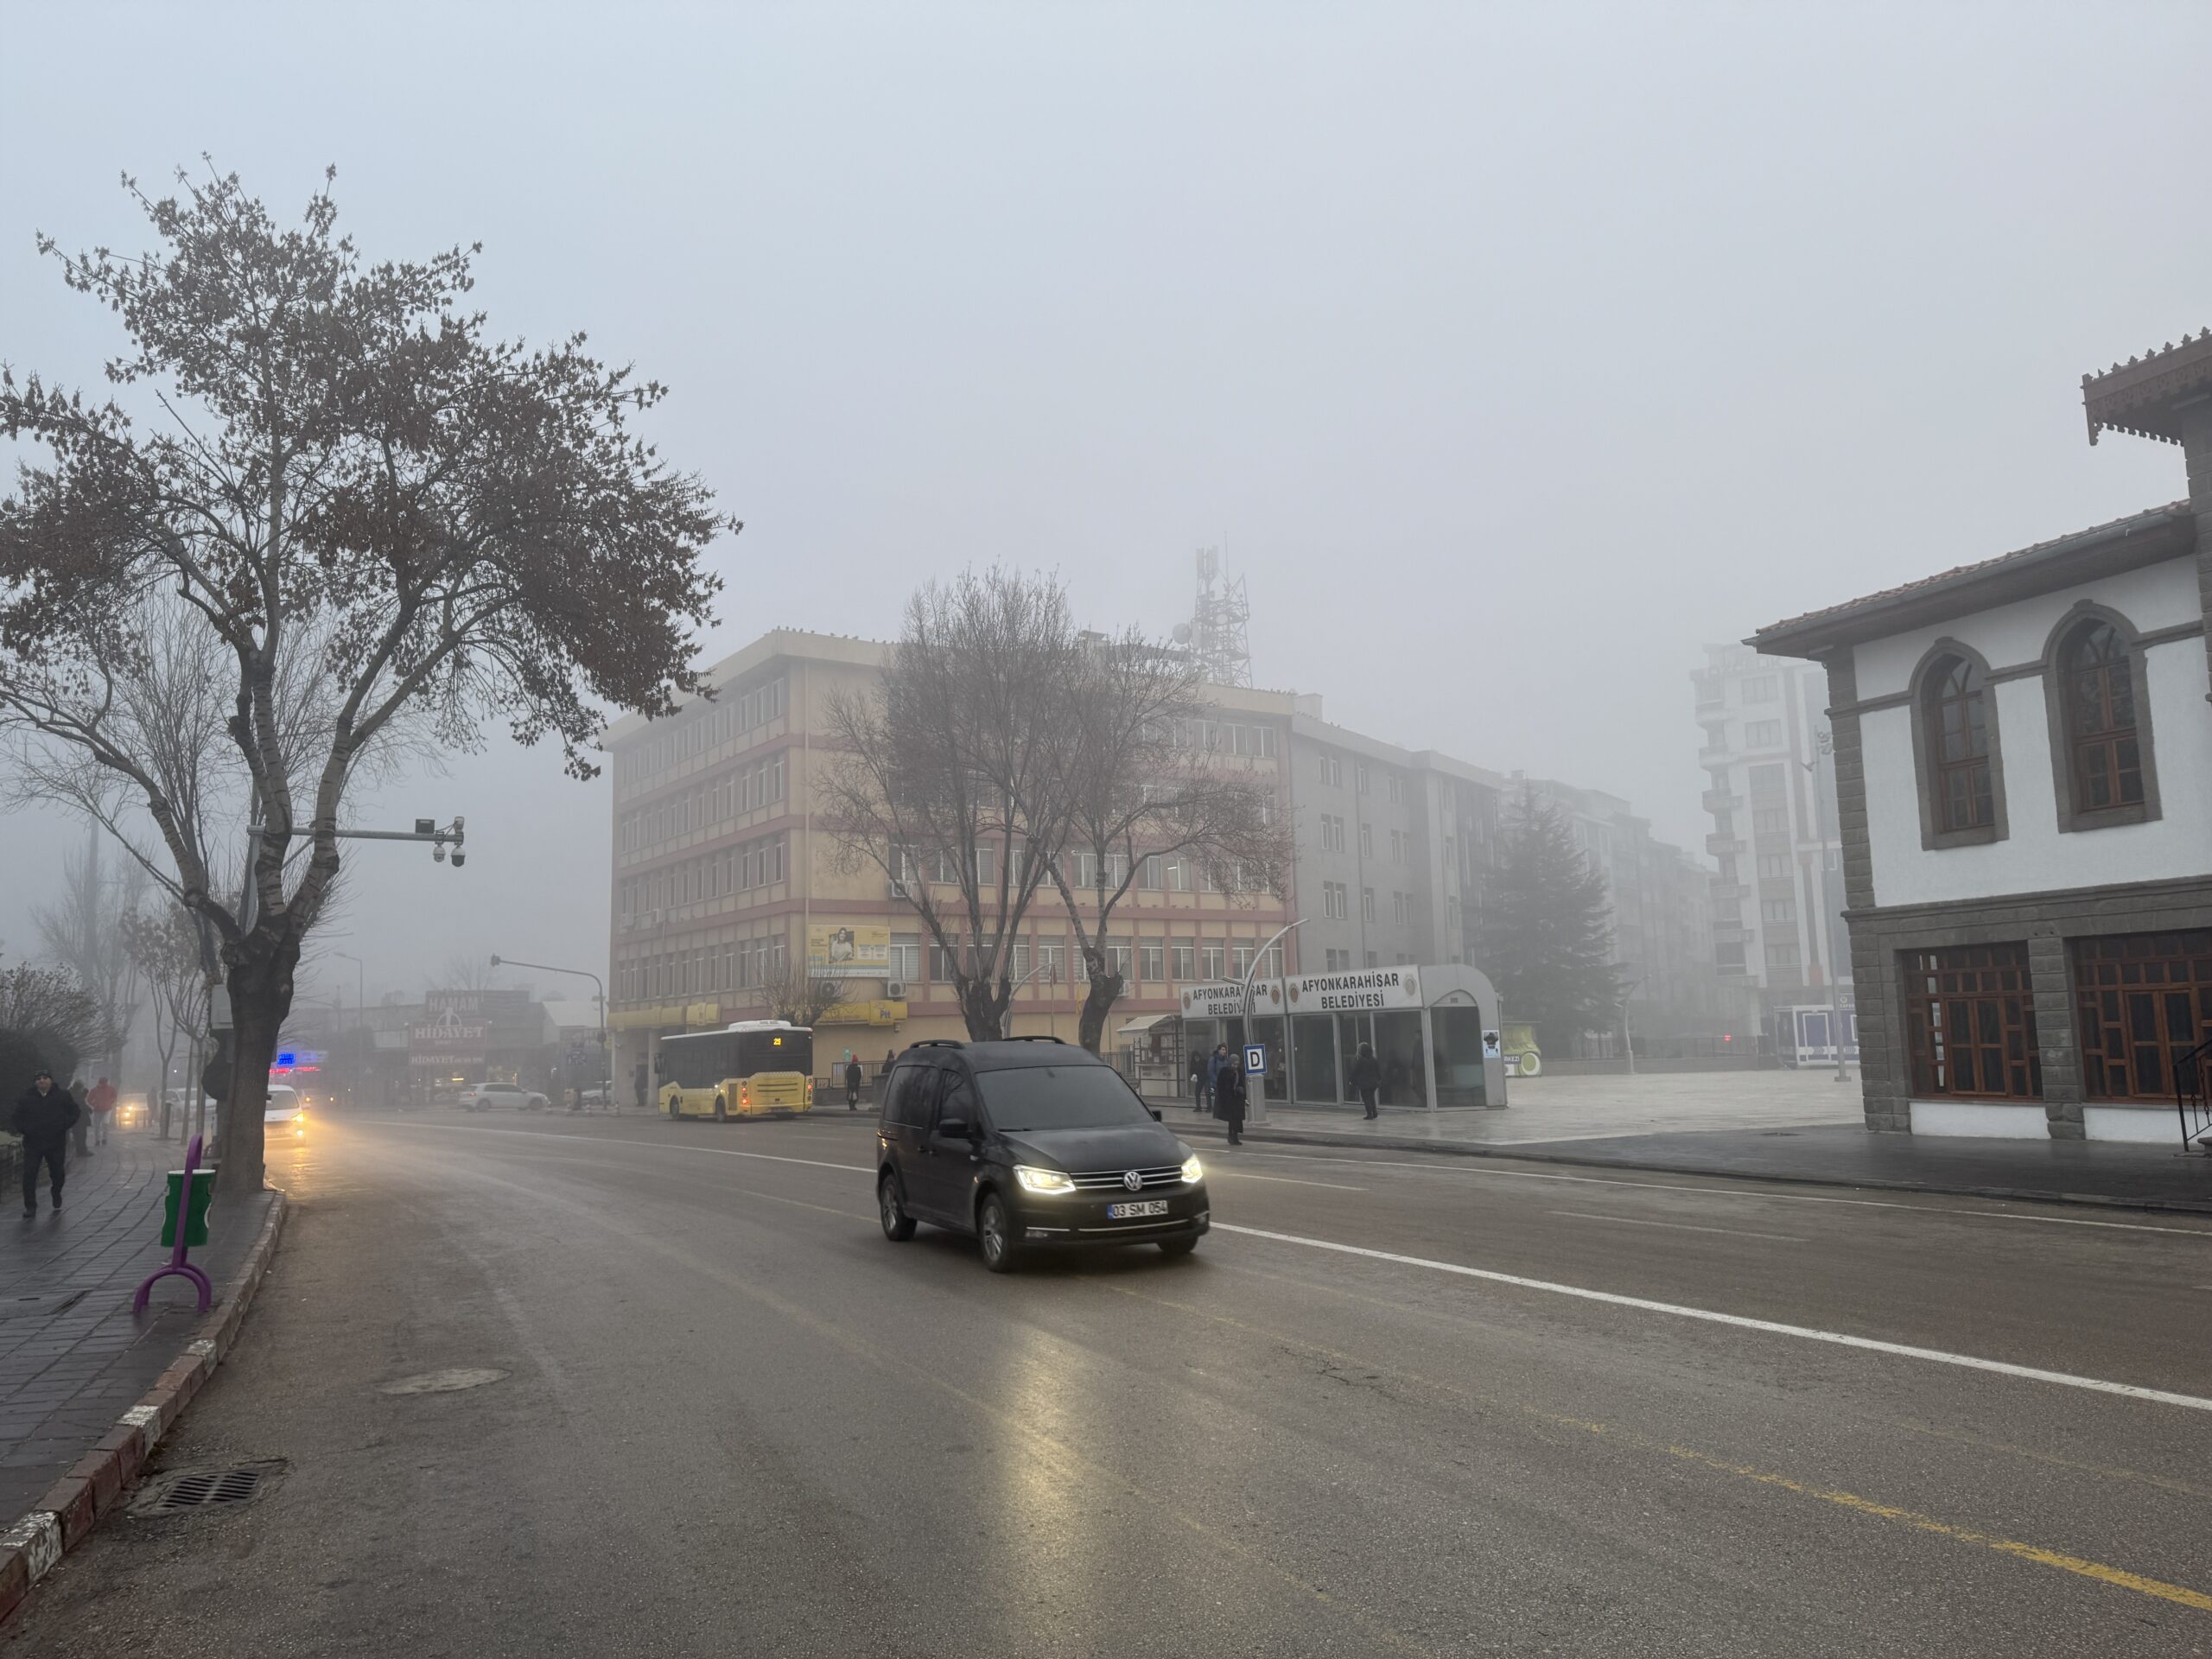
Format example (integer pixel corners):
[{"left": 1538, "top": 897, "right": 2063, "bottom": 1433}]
[
  {"left": 1206, "top": 1042, "right": 1234, "bottom": 1114},
  {"left": 1189, "top": 1049, "right": 1208, "bottom": 1113},
  {"left": 844, "top": 1054, "right": 865, "bottom": 1109},
  {"left": 880, "top": 1049, "right": 895, "bottom": 1078},
  {"left": 1215, "top": 1054, "right": 1248, "bottom": 1147},
  {"left": 67, "top": 1077, "right": 91, "bottom": 1156},
  {"left": 14, "top": 1069, "right": 79, "bottom": 1217},
  {"left": 1349, "top": 1041, "right": 1382, "bottom": 1120}
]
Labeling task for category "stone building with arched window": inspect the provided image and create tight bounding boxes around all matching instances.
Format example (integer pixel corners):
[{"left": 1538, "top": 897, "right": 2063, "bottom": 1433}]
[{"left": 1751, "top": 332, "right": 2212, "bottom": 1143}]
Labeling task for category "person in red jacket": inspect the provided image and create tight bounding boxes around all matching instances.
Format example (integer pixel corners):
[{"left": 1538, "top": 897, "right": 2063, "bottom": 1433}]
[{"left": 87, "top": 1076, "right": 118, "bottom": 1147}]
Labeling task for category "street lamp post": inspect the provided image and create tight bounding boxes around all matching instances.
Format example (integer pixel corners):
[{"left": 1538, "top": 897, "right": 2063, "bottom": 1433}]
[
  {"left": 333, "top": 950, "right": 365, "bottom": 1109},
  {"left": 1802, "top": 732, "right": 1850, "bottom": 1083},
  {"left": 489, "top": 955, "right": 607, "bottom": 1100},
  {"left": 1241, "top": 918, "right": 1306, "bottom": 1128}
]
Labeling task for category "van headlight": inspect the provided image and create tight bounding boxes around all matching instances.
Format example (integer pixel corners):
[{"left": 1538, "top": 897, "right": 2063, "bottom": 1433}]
[
  {"left": 1014, "top": 1165, "right": 1074, "bottom": 1195},
  {"left": 1180, "top": 1154, "right": 1205, "bottom": 1185}
]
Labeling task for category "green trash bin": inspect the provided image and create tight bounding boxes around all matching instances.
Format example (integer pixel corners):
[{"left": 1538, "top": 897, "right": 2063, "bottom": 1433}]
[{"left": 162, "top": 1166, "right": 217, "bottom": 1248}]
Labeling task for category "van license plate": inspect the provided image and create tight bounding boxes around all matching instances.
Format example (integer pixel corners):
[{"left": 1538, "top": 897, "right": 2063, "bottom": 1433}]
[{"left": 1108, "top": 1199, "right": 1169, "bottom": 1219}]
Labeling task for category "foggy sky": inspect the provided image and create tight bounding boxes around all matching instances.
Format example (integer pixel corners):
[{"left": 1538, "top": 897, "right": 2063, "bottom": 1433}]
[{"left": 2, "top": 2, "right": 2205, "bottom": 1014}]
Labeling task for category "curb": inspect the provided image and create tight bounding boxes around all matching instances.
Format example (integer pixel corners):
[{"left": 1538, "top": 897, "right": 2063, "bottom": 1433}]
[
  {"left": 1173, "top": 1116, "right": 2212, "bottom": 1217},
  {"left": 0, "top": 1190, "right": 290, "bottom": 1625}
]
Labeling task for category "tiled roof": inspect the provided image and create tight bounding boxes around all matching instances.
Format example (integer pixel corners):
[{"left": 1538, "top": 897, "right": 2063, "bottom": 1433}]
[{"left": 1751, "top": 500, "right": 2193, "bottom": 650}]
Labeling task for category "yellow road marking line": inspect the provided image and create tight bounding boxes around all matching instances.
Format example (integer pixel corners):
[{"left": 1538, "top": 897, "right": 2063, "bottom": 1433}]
[{"left": 1084, "top": 1275, "right": 2212, "bottom": 1617}]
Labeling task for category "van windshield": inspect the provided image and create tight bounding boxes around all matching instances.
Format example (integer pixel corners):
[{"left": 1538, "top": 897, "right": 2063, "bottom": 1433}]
[{"left": 976, "top": 1065, "right": 1152, "bottom": 1132}]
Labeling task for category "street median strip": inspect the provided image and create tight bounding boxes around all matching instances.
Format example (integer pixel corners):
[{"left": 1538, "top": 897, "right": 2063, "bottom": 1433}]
[{"left": 0, "top": 1192, "right": 289, "bottom": 1627}]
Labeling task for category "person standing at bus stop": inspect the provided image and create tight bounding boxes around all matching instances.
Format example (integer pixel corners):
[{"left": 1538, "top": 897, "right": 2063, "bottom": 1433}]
[
  {"left": 1215, "top": 1050, "right": 1248, "bottom": 1147},
  {"left": 844, "top": 1053, "right": 864, "bottom": 1109},
  {"left": 1349, "top": 1042, "right": 1382, "bottom": 1120}
]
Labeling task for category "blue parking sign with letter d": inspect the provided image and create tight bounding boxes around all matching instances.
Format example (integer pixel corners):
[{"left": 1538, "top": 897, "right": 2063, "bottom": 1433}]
[{"left": 1244, "top": 1044, "right": 1266, "bottom": 1075}]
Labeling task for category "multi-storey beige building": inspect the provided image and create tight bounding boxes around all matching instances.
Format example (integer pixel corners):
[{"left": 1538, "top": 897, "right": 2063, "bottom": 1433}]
[{"left": 601, "top": 629, "right": 1297, "bottom": 1106}]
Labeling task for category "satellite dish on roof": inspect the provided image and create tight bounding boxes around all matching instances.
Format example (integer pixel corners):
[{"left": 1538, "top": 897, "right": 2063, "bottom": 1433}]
[{"left": 1172, "top": 623, "right": 1192, "bottom": 645}]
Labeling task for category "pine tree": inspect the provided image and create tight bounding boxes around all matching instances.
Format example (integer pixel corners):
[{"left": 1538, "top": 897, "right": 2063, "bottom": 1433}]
[{"left": 1474, "top": 787, "right": 1622, "bottom": 1052}]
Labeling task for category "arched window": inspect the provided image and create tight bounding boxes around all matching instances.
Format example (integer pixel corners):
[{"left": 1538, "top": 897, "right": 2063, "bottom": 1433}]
[
  {"left": 2060, "top": 621, "right": 2143, "bottom": 812},
  {"left": 1910, "top": 640, "right": 2008, "bottom": 850},
  {"left": 1923, "top": 655, "right": 1993, "bottom": 833}
]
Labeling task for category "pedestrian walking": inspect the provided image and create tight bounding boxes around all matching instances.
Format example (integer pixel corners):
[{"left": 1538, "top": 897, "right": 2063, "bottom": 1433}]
[
  {"left": 87, "top": 1076, "right": 117, "bottom": 1145},
  {"left": 1349, "top": 1041, "right": 1382, "bottom": 1120},
  {"left": 844, "top": 1054, "right": 864, "bottom": 1109},
  {"left": 13, "top": 1068, "right": 78, "bottom": 1217},
  {"left": 1188, "top": 1049, "right": 1208, "bottom": 1113},
  {"left": 880, "top": 1048, "right": 895, "bottom": 1079},
  {"left": 67, "top": 1077, "right": 90, "bottom": 1155},
  {"left": 1215, "top": 1052, "right": 1248, "bottom": 1147}
]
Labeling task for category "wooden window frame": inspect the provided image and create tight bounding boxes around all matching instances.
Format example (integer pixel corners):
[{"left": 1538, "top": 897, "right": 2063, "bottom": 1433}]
[
  {"left": 1906, "top": 639, "right": 2009, "bottom": 851},
  {"left": 2041, "top": 604, "right": 2162, "bottom": 833},
  {"left": 2072, "top": 931, "right": 2212, "bottom": 1103},
  {"left": 1900, "top": 942, "right": 2042, "bottom": 1102}
]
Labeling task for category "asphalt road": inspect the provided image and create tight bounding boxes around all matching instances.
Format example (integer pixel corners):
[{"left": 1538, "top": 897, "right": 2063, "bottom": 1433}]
[{"left": 11, "top": 1108, "right": 2212, "bottom": 1656}]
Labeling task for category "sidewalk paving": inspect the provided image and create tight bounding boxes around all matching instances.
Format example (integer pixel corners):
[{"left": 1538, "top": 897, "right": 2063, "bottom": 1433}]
[
  {"left": 1, "top": 1128, "right": 271, "bottom": 1522},
  {"left": 1164, "top": 1102, "right": 2212, "bottom": 1214}
]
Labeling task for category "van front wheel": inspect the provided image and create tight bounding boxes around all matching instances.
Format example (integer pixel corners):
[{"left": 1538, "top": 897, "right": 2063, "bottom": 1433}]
[
  {"left": 978, "top": 1194, "right": 1021, "bottom": 1274},
  {"left": 880, "top": 1174, "right": 917, "bottom": 1242}
]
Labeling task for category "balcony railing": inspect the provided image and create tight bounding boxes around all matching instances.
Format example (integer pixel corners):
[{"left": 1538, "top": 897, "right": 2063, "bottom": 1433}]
[
  {"left": 1701, "top": 790, "right": 1742, "bottom": 814},
  {"left": 1705, "top": 834, "right": 1745, "bottom": 856}
]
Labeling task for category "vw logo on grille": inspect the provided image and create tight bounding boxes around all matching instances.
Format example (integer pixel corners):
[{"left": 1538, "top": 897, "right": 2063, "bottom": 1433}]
[{"left": 1122, "top": 1169, "right": 1143, "bottom": 1192}]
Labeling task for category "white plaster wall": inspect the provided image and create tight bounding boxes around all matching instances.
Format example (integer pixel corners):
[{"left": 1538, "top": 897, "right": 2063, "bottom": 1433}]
[
  {"left": 2082, "top": 1105, "right": 2183, "bottom": 1145},
  {"left": 1910, "top": 1100, "right": 2048, "bottom": 1138},
  {"left": 1853, "top": 556, "right": 2210, "bottom": 907}
]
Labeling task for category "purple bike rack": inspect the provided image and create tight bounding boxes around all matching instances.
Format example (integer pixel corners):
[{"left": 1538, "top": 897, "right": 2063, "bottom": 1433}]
[{"left": 132, "top": 1134, "right": 214, "bottom": 1314}]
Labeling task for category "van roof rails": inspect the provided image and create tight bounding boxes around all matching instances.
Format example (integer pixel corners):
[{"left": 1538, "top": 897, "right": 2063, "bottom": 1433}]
[
  {"left": 906, "top": 1039, "right": 965, "bottom": 1049},
  {"left": 1001, "top": 1034, "right": 1067, "bottom": 1044}
]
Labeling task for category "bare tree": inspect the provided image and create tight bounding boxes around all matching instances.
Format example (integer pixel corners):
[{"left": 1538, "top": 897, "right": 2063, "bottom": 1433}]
[
  {"left": 820, "top": 570, "right": 1077, "bottom": 1039},
  {"left": 430, "top": 953, "right": 503, "bottom": 995},
  {"left": 0, "top": 956, "right": 106, "bottom": 1098},
  {"left": 122, "top": 903, "right": 208, "bottom": 1137},
  {"left": 34, "top": 831, "right": 147, "bottom": 1081},
  {"left": 752, "top": 963, "right": 847, "bottom": 1029},
  {"left": 0, "top": 168, "right": 729, "bottom": 1195},
  {"left": 1039, "top": 635, "right": 1292, "bottom": 1052}
]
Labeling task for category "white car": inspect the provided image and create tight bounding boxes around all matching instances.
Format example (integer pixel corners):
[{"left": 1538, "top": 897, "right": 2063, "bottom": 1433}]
[
  {"left": 265, "top": 1084, "right": 309, "bottom": 1141},
  {"left": 463, "top": 1082, "right": 548, "bottom": 1112}
]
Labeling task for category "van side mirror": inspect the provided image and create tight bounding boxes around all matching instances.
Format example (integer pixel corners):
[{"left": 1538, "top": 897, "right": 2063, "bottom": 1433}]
[
  {"left": 937, "top": 1116, "right": 971, "bottom": 1141},
  {"left": 1148, "top": 1108, "right": 1163, "bottom": 1122}
]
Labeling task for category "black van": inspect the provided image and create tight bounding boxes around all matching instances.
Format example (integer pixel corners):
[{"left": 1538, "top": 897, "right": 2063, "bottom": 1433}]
[{"left": 875, "top": 1038, "right": 1210, "bottom": 1272}]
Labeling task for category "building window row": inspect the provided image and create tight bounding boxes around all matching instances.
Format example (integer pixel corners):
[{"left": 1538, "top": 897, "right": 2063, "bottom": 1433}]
[
  {"left": 619, "top": 933, "right": 788, "bottom": 1004},
  {"left": 619, "top": 752, "right": 787, "bottom": 853},
  {"left": 620, "top": 830, "right": 788, "bottom": 918},
  {"left": 912, "top": 934, "right": 1281, "bottom": 988},
  {"left": 1904, "top": 932, "right": 2211, "bottom": 1105},
  {"left": 616, "top": 675, "right": 786, "bottom": 785},
  {"left": 1172, "top": 716, "right": 1277, "bottom": 758},
  {"left": 1910, "top": 607, "right": 2162, "bottom": 846}
]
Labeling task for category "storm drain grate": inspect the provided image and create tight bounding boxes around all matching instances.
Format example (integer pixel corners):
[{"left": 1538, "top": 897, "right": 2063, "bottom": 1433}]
[{"left": 130, "top": 1459, "right": 285, "bottom": 1517}]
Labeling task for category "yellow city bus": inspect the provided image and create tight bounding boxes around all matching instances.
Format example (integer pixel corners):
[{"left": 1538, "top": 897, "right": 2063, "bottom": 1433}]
[{"left": 658, "top": 1021, "right": 816, "bottom": 1120}]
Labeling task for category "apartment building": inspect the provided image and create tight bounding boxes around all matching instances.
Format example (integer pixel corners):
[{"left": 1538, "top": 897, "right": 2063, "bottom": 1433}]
[
  {"left": 601, "top": 630, "right": 1730, "bottom": 1101},
  {"left": 600, "top": 630, "right": 1297, "bottom": 1106},
  {"left": 1692, "top": 644, "right": 1850, "bottom": 1030}
]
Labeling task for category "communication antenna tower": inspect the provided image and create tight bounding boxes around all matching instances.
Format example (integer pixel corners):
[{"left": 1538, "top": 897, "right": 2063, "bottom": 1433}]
[{"left": 1188, "top": 545, "right": 1253, "bottom": 687}]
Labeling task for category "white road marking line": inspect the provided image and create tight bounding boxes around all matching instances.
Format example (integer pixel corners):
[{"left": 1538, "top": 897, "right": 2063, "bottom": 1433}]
[
  {"left": 1206, "top": 1170, "right": 1366, "bottom": 1192},
  {"left": 1230, "top": 1150, "right": 2212, "bottom": 1236},
  {"left": 1216, "top": 1223, "right": 2212, "bottom": 1414},
  {"left": 1546, "top": 1210, "right": 1803, "bottom": 1243},
  {"left": 366, "top": 1117, "right": 873, "bottom": 1174}
]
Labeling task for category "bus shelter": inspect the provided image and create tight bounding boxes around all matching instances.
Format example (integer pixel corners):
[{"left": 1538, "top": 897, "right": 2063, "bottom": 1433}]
[{"left": 1174, "top": 964, "right": 1508, "bottom": 1113}]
